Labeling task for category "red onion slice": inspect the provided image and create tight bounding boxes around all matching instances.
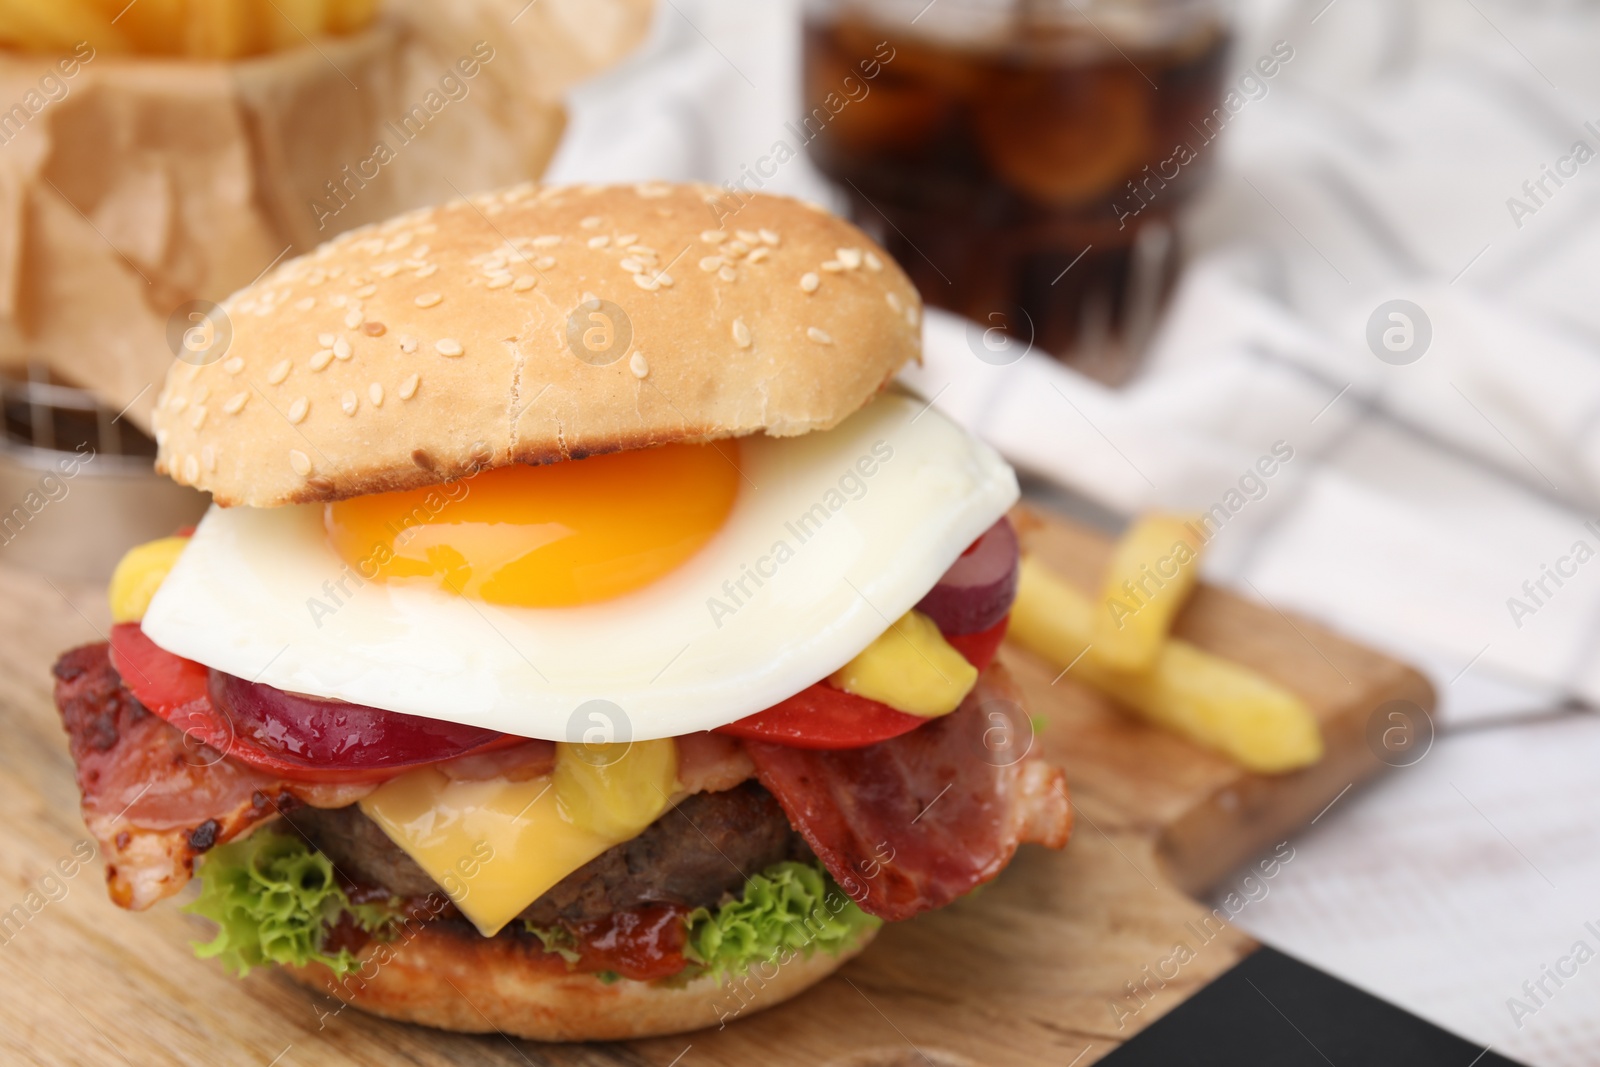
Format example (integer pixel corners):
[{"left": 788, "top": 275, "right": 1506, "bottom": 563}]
[
  {"left": 915, "top": 517, "right": 1019, "bottom": 635},
  {"left": 209, "top": 670, "right": 511, "bottom": 771}
]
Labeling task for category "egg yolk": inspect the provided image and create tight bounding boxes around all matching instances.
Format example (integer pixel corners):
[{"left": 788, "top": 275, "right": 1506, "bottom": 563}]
[{"left": 325, "top": 443, "right": 740, "bottom": 607}]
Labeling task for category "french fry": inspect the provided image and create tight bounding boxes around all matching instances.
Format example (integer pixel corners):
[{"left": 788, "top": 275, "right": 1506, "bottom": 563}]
[
  {"left": 1011, "top": 555, "right": 1324, "bottom": 773},
  {"left": 0, "top": 0, "right": 122, "bottom": 54},
  {"left": 0, "top": 0, "right": 377, "bottom": 58},
  {"left": 1090, "top": 513, "right": 1204, "bottom": 673}
]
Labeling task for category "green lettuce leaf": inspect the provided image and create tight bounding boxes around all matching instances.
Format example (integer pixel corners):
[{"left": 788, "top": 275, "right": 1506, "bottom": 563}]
[
  {"left": 193, "top": 832, "right": 876, "bottom": 986},
  {"left": 187, "top": 829, "right": 397, "bottom": 977},
  {"left": 684, "top": 861, "right": 880, "bottom": 981}
]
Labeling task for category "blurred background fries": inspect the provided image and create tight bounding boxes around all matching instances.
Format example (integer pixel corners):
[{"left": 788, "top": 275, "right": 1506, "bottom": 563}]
[{"left": 0, "top": 0, "right": 380, "bottom": 58}]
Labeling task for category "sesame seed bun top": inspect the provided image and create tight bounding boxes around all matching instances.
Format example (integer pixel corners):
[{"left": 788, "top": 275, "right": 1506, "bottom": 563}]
[{"left": 151, "top": 182, "right": 923, "bottom": 508}]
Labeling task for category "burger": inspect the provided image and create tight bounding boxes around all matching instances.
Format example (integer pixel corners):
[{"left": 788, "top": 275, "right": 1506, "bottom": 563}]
[{"left": 50, "top": 182, "right": 1072, "bottom": 1040}]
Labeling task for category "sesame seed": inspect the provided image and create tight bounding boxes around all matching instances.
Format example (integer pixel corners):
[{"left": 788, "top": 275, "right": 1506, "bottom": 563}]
[
  {"left": 864, "top": 251, "right": 884, "bottom": 272},
  {"left": 288, "top": 397, "right": 309, "bottom": 423},
  {"left": 633, "top": 273, "right": 661, "bottom": 291},
  {"left": 189, "top": 406, "right": 207, "bottom": 429},
  {"left": 307, "top": 270, "right": 327, "bottom": 286},
  {"left": 629, "top": 352, "right": 649, "bottom": 378},
  {"left": 333, "top": 339, "right": 353, "bottom": 360},
  {"left": 821, "top": 260, "right": 844, "bottom": 272},
  {"left": 355, "top": 283, "right": 378, "bottom": 297},
  {"left": 836, "top": 247, "right": 863, "bottom": 269},
  {"left": 369, "top": 382, "right": 384, "bottom": 406},
  {"left": 698, "top": 256, "right": 723, "bottom": 272},
  {"left": 415, "top": 292, "right": 443, "bottom": 308},
  {"left": 330, "top": 294, "right": 347, "bottom": 308},
  {"left": 807, "top": 327, "right": 834, "bottom": 345},
  {"left": 295, "top": 297, "right": 316, "bottom": 311},
  {"left": 318, "top": 332, "right": 336, "bottom": 347},
  {"left": 726, "top": 240, "right": 750, "bottom": 257},
  {"left": 169, "top": 395, "right": 187, "bottom": 413},
  {"left": 399, "top": 374, "right": 420, "bottom": 400},
  {"left": 747, "top": 247, "right": 770, "bottom": 264},
  {"left": 657, "top": 273, "right": 674, "bottom": 288},
  {"left": 289, "top": 450, "right": 312, "bottom": 477},
  {"left": 732, "top": 318, "right": 751, "bottom": 348},
  {"left": 223, "top": 357, "right": 244, "bottom": 375},
  {"left": 435, "top": 339, "right": 464, "bottom": 357},
  {"left": 416, "top": 263, "right": 439, "bottom": 278},
  {"left": 620, "top": 257, "right": 645, "bottom": 274},
  {"left": 758, "top": 228, "right": 779, "bottom": 246},
  {"left": 513, "top": 276, "right": 537, "bottom": 291},
  {"left": 736, "top": 230, "right": 760, "bottom": 244},
  {"left": 533, "top": 235, "right": 561, "bottom": 248},
  {"left": 626, "top": 245, "right": 655, "bottom": 256},
  {"left": 581, "top": 291, "right": 598, "bottom": 305},
  {"left": 223, "top": 392, "right": 249, "bottom": 415},
  {"left": 587, "top": 235, "right": 610, "bottom": 249},
  {"left": 800, "top": 272, "right": 820, "bottom": 293},
  {"left": 363, "top": 321, "right": 387, "bottom": 337},
  {"left": 486, "top": 275, "right": 513, "bottom": 290},
  {"left": 906, "top": 304, "right": 920, "bottom": 326},
  {"left": 182, "top": 454, "right": 199, "bottom": 483},
  {"left": 344, "top": 309, "right": 364, "bottom": 329},
  {"left": 341, "top": 391, "right": 358, "bottom": 416},
  {"left": 376, "top": 263, "right": 400, "bottom": 279},
  {"left": 535, "top": 256, "right": 556, "bottom": 270},
  {"left": 615, "top": 233, "right": 638, "bottom": 246},
  {"left": 579, "top": 216, "right": 603, "bottom": 229},
  {"left": 719, "top": 265, "right": 737, "bottom": 282},
  {"left": 202, "top": 444, "right": 216, "bottom": 472},
  {"left": 886, "top": 292, "right": 903, "bottom": 313},
  {"left": 399, "top": 335, "right": 419, "bottom": 353}
]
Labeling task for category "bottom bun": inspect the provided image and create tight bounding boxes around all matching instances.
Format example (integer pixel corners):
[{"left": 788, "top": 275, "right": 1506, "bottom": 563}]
[{"left": 283, "top": 922, "right": 878, "bottom": 1041}]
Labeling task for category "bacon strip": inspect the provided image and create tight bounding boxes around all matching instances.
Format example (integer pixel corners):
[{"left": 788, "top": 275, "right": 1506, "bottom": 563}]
[
  {"left": 52, "top": 644, "right": 376, "bottom": 910},
  {"left": 744, "top": 662, "right": 1071, "bottom": 922},
  {"left": 52, "top": 645, "right": 767, "bottom": 913}
]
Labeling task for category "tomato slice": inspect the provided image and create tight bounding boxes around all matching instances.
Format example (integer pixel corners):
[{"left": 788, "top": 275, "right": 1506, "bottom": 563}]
[
  {"left": 943, "top": 615, "right": 1008, "bottom": 673},
  {"left": 108, "top": 624, "right": 517, "bottom": 783},
  {"left": 109, "top": 622, "right": 209, "bottom": 713},
  {"left": 713, "top": 684, "right": 928, "bottom": 749},
  {"left": 714, "top": 615, "right": 1010, "bottom": 750}
]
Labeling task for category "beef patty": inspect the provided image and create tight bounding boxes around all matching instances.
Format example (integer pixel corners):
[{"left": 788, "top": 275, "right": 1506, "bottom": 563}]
[{"left": 288, "top": 780, "right": 810, "bottom": 926}]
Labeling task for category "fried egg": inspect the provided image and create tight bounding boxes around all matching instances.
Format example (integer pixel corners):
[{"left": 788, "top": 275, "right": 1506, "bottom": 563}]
[{"left": 140, "top": 393, "right": 1018, "bottom": 740}]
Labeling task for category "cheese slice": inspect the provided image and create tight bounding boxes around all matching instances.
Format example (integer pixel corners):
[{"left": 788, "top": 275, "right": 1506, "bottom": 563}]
[
  {"left": 829, "top": 609, "right": 978, "bottom": 717},
  {"left": 359, "top": 738, "right": 677, "bottom": 936}
]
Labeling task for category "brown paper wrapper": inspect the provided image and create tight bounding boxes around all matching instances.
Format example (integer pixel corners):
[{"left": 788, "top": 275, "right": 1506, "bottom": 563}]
[{"left": 0, "top": 0, "right": 651, "bottom": 430}]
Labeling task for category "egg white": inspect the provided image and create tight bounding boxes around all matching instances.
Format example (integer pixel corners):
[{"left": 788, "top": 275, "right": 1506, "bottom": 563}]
[{"left": 140, "top": 394, "right": 1019, "bottom": 741}]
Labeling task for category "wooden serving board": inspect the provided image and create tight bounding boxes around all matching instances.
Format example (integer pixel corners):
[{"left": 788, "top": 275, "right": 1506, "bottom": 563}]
[{"left": 0, "top": 505, "right": 1433, "bottom": 1067}]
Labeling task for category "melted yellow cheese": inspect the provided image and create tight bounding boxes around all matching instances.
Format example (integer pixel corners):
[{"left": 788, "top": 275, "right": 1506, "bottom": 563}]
[
  {"left": 359, "top": 739, "right": 677, "bottom": 936},
  {"left": 108, "top": 536, "right": 189, "bottom": 623},
  {"left": 829, "top": 609, "right": 978, "bottom": 717}
]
